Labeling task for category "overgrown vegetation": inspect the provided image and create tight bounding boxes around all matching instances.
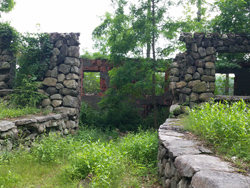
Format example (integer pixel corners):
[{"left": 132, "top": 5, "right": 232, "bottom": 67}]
[
  {"left": 0, "top": 21, "right": 19, "bottom": 51},
  {"left": 0, "top": 22, "right": 52, "bottom": 107},
  {"left": 215, "top": 74, "right": 234, "bottom": 95},
  {"left": 0, "top": 127, "right": 159, "bottom": 188},
  {"left": 10, "top": 32, "right": 52, "bottom": 107},
  {"left": 0, "top": 102, "right": 44, "bottom": 120},
  {"left": 80, "top": 101, "right": 169, "bottom": 132},
  {"left": 83, "top": 72, "right": 100, "bottom": 94},
  {"left": 184, "top": 100, "right": 250, "bottom": 163}
]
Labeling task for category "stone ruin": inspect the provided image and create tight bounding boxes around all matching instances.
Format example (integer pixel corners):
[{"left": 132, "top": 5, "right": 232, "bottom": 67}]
[
  {"left": 80, "top": 59, "right": 173, "bottom": 116},
  {"left": 0, "top": 32, "right": 81, "bottom": 151},
  {"left": 41, "top": 32, "right": 81, "bottom": 122},
  {"left": 169, "top": 32, "right": 250, "bottom": 114}
]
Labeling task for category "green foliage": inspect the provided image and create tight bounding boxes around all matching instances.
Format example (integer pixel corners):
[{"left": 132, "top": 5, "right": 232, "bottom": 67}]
[
  {"left": 80, "top": 101, "right": 143, "bottom": 132},
  {"left": 10, "top": 75, "right": 46, "bottom": 107},
  {"left": 176, "top": 0, "right": 213, "bottom": 33},
  {"left": 215, "top": 74, "right": 234, "bottom": 95},
  {"left": 118, "top": 130, "right": 158, "bottom": 165},
  {"left": 211, "top": 0, "right": 250, "bottom": 69},
  {"left": 92, "top": 0, "right": 176, "bottom": 61},
  {"left": 98, "top": 58, "right": 169, "bottom": 110},
  {"left": 0, "top": 0, "right": 15, "bottom": 13},
  {"left": 185, "top": 100, "right": 250, "bottom": 161},
  {"left": 81, "top": 48, "right": 109, "bottom": 59},
  {"left": 15, "top": 32, "right": 53, "bottom": 83},
  {"left": 79, "top": 101, "right": 169, "bottom": 131},
  {"left": 10, "top": 32, "right": 52, "bottom": 107},
  {"left": 0, "top": 101, "right": 42, "bottom": 119},
  {"left": 212, "top": 0, "right": 250, "bottom": 33},
  {"left": 0, "top": 21, "right": 19, "bottom": 52},
  {"left": 0, "top": 127, "right": 159, "bottom": 188},
  {"left": 31, "top": 133, "right": 77, "bottom": 164},
  {"left": 83, "top": 72, "right": 100, "bottom": 94},
  {"left": 62, "top": 129, "right": 158, "bottom": 187}
]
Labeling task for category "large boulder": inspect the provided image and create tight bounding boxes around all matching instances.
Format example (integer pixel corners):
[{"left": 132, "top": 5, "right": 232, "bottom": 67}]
[
  {"left": 43, "top": 77, "right": 57, "bottom": 87},
  {"left": 63, "top": 95, "right": 78, "bottom": 107}
]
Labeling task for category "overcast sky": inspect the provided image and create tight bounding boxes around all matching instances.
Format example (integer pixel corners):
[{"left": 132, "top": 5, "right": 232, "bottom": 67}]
[
  {"left": 1, "top": 0, "right": 113, "bottom": 54},
  {"left": 1, "top": 0, "right": 216, "bottom": 55}
]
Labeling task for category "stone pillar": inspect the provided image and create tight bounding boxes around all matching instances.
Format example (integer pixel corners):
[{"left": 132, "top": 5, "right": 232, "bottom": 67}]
[
  {"left": 169, "top": 33, "right": 216, "bottom": 112},
  {"left": 41, "top": 33, "right": 81, "bottom": 128},
  {"left": 0, "top": 49, "right": 16, "bottom": 89}
]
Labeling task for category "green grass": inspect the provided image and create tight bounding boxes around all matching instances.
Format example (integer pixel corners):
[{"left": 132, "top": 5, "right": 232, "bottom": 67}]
[
  {"left": 0, "top": 127, "right": 159, "bottom": 188},
  {"left": 0, "top": 102, "right": 44, "bottom": 120},
  {"left": 184, "top": 100, "right": 250, "bottom": 162}
]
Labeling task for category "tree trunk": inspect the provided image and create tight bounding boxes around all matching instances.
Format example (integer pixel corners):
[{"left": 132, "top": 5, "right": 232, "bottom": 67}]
[
  {"left": 225, "top": 73, "right": 229, "bottom": 95},
  {"left": 152, "top": 0, "right": 157, "bottom": 129},
  {"left": 146, "top": 0, "right": 151, "bottom": 58},
  {"left": 197, "top": 0, "right": 202, "bottom": 22}
]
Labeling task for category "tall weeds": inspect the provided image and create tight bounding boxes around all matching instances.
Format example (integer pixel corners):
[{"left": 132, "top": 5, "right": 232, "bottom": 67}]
[
  {"left": 0, "top": 127, "right": 159, "bottom": 188},
  {"left": 185, "top": 100, "right": 250, "bottom": 161}
]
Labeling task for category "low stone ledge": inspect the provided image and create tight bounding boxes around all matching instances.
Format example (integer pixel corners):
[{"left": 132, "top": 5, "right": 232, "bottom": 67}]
[
  {"left": 0, "top": 113, "right": 79, "bottom": 153},
  {"left": 14, "top": 119, "right": 37, "bottom": 126},
  {"left": 191, "top": 171, "right": 250, "bottom": 188},
  {"left": 0, "top": 121, "right": 15, "bottom": 131},
  {"left": 0, "top": 89, "right": 13, "bottom": 97},
  {"left": 158, "top": 118, "right": 250, "bottom": 188}
]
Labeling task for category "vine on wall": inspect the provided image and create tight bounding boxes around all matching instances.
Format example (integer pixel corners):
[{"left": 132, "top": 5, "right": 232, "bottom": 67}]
[
  {"left": 0, "top": 23, "right": 54, "bottom": 107},
  {"left": 10, "top": 32, "right": 53, "bottom": 107}
]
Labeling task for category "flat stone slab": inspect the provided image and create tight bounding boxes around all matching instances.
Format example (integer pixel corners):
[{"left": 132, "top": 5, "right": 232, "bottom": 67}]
[
  {"left": 14, "top": 118, "right": 37, "bottom": 126},
  {"left": 158, "top": 129, "right": 185, "bottom": 137},
  {"left": 160, "top": 118, "right": 182, "bottom": 129},
  {"left": 191, "top": 170, "right": 250, "bottom": 188},
  {"left": 36, "top": 114, "right": 64, "bottom": 122},
  {"left": 0, "top": 121, "right": 15, "bottom": 131},
  {"left": 175, "top": 155, "right": 233, "bottom": 177},
  {"left": 168, "top": 146, "right": 201, "bottom": 158}
]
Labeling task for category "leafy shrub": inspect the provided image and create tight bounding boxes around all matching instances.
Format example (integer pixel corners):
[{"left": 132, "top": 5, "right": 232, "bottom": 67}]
[
  {"left": 9, "top": 32, "right": 53, "bottom": 107},
  {"left": 10, "top": 75, "right": 46, "bottom": 107},
  {"left": 79, "top": 101, "right": 169, "bottom": 131},
  {"left": 15, "top": 32, "right": 53, "bottom": 83},
  {"left": 215, "top": 74, "right": 234, "bottom": 95},
  {"left": 83, "top": 72, "right": 100, "bottom": 94},
  {"left": 185, "top": 100, "right": 250, "bottom": 161},
  {"left": 0, "top": 21, "right": 19, "bottom": 52},
  {"left": 80, "top": 101, "right": 142, "bottom": 131}
]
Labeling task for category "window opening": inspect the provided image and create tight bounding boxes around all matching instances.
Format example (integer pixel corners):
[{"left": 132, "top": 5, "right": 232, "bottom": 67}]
[
  {"left": 215, "top": 73, "right": 235, "bottom": 95},
  {"left": 83, "top": 72, "right": 100, "bottom": 96}
]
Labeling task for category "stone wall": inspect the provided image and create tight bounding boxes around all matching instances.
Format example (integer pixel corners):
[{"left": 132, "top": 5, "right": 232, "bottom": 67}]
[
  {"left": 0, "top": 33, "right": 81, "bottom": 153},
  {"left": 41, "top": 33, "right": 81, "bottom": 124},
  {"left": 0, "top": 48, "right": 15, "bottom": 90},
  {"left": 0, "top": 38, "right": 16, "bottom": 101},
  {"left": 169, "top": 33, "right": 250, "bottom": 111},
  {"left": 0, "top": 113, "right": 78, "bottom": 153},
  {"left": 158, "top": 118, "right": 250, "bottom": 188}
]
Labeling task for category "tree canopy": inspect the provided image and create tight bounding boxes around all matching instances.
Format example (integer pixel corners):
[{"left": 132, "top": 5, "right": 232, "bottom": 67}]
[{"left": 0, "top": 0, "right": 15, "bottom": 15}]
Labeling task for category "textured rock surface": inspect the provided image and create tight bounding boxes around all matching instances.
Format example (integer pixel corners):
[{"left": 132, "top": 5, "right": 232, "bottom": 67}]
[
  {"left": 0, "top": 113, "right": 77, "bottom": 152},
  {"left": 39, "top": 33, "right": 81, "bottom": 124},
  {"left": 175, "top": 155, "right": 233, "bottom": 177},
  {"left": 158, "top": 118, "right": 250, "bottom": 188},
  {"left": 0, "top": 121, "right": 15, "bottom": 132},
  {"left": 169, "top": 33, "right": 250, "bottom": 113},
  {"left": 191, "top": 171, "right": 250, "bottom": 188}
]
